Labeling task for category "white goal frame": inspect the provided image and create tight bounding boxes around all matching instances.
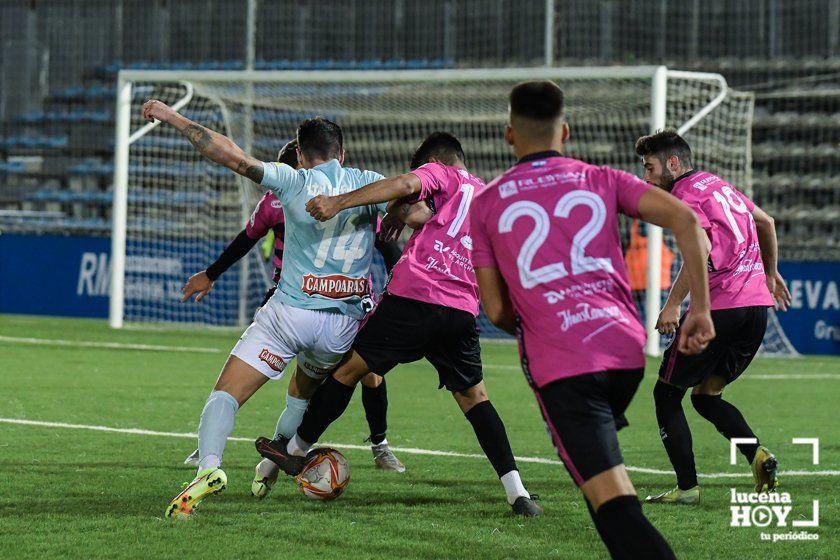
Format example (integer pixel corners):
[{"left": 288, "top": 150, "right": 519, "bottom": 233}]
[{"left": 109, "top": 66, "right": 732, "bottom": 356}]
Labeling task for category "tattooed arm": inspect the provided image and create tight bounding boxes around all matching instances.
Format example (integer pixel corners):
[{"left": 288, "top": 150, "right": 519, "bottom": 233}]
[{"left": 141, "top": 99, "right": 264, "bottom": 183}]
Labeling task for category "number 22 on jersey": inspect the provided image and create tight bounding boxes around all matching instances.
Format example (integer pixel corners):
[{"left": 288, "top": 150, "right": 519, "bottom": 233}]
[{"left": 498, "top": 190, "right": 614, "bottom": 289}]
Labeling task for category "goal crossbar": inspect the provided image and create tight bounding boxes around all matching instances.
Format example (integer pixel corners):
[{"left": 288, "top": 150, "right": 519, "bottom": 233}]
[{"left": 109, "top": 65, "right": 734, "bottom": 358}]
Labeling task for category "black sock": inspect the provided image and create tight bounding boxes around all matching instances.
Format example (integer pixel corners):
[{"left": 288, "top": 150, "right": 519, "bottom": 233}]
[
  {"left": 653, "top": 380, "right": 698, "bottom": 490},
  {"left": 464, "top": 400, "right": 517, "bottom": 478},
  {"left": 586, "top": 501, "right": 612, "bottom": 550},
  {"left": 361, "top": 379, "right": 388, "bottom": 445},
  {"left": 595, "top": 495, "right": 676, "bottom": 560},
  {"left": 691, "top": 394, "right": 759, "bottom": 464},
  {"left": 296, "top": 375, "right": 356, "bottom": 445}
]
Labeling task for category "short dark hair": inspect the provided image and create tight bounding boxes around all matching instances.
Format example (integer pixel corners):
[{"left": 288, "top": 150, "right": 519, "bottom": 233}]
[
  {"left": 296, "top": 117, "right": 343, "bottom": 161},
  {"left": 409, "top": 132, "right": 466, "bottom": 170},
  {"left": 634, "top": 129, "right": 693, "bottom": 167},
  {"left": 277, "top": 139, "right": 299, "bottom": 168},
  {"left": 509, "top": 80, "right": 565, "bottom": 135}
]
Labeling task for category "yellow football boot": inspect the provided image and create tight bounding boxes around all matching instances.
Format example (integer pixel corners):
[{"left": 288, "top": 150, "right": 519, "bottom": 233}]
[
  {"left": 644, "top": 485, "right": 700, "bottom": 504},
  {"left": 165, "top": 467, "right": 227, "bottom": 518},
  {"left": 751, "top": 446, "right": 779, "bottom": 493}
]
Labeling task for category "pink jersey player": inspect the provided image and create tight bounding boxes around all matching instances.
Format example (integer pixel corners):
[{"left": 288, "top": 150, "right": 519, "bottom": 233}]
[
  {"left": 247, "top": 191, "right": 286, "bottom": 282},
  {"left": 471, "top": 154, "right": 652, "bottom": 387},
  {"left": 669, "top": 171, "right": 774, "bottom": 310},
  {"left": 386, "top": 162, "right": 485, "bottom": 316},
  {"left": 294, "top": 132, "right": 543, "bottom": 517}
]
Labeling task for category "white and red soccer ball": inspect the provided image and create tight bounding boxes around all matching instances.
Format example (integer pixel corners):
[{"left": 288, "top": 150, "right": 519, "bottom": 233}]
[{"left": 295, "top": 447, "right": 350, "bottom": 500}]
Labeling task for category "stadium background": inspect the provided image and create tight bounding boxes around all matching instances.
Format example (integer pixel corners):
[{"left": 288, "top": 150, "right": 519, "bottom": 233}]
[
  {"left": 0, "top": 0, "right": 837, "bottom": 357},
  {"left": 0, "top": 3, "right": 838, "bottom": 559}
]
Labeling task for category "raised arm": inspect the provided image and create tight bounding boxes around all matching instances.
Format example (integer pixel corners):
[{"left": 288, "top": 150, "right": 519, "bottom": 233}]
[
  {"left": 306, "top": 173, "right": 421, "bottom": 221},
  {"left": 636, "top": 188, "right": 715, "bottom": 354},
  {"left": 142, "top": 99, "right": 264, "bottom": 183},
  {"left": 753, "top": 204, "right": 791, "bottom": 310}
]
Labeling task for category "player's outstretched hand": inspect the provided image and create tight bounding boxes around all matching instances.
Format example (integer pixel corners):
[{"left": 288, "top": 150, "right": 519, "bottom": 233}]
[
  {"left": 766, "top": 271, "right": 792, "bottom": 311},
  {"left": 181, "top": 270, "right": 214, "bottom": 302},
  {"left": 378, "top": 212, "right": 405, "bottom": 242},
  {"left": 306, "top": 195, "right": 341, "bottom": 222},
  {"left": 677, "top": 310, "right": 715, "bottom": 355},
  {"left": 656, "top": 303, "right": 680, "bottom": 335},
  {"left": 142, "top": 99, "right": 176, "bottom": 123}
]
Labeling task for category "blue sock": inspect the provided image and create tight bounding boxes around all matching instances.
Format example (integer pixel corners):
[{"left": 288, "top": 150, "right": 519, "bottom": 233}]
[{"left": 197, "top": 390, "right": 239, "bottom": 471}]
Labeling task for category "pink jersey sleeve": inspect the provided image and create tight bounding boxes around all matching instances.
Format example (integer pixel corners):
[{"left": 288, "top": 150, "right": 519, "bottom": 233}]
[
  {"left": 470, "top": 197, "right": 497, "bottom": 268},
  {"left": 246, "top": 191, "right": 284, "bottom": 239},
  {"left": 408, "top": 162, "right": 449, "bottom": 201},
  {"left": 608, "top": 168, "right": 653, "bottom": 219}
]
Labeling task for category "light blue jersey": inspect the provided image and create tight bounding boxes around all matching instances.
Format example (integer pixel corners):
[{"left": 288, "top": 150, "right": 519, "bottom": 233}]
[{"left": 260, "top": 159, "right": 387, "bottom": 319}]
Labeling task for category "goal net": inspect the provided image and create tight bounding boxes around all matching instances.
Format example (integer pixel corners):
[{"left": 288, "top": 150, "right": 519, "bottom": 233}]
[{"left": 109, "top": 67, "right": 797, "bottom": 356}]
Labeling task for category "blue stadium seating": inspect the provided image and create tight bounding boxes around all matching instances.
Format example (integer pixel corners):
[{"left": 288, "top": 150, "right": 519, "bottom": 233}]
[
  {"left": 0, "top": 136, "right": 68, "bottom": 149},
  {"left": 95, "top": 57, "right": 453, "bottom": 77}
]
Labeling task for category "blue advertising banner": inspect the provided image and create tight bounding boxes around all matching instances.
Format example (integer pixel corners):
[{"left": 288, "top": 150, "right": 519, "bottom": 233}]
[
  {"left": 777, "top": 261, "right": 840, "bottom": 356},
  {"left": 0, "top": 234, "right": 240, "bottom": 323},
  {"left": 0, "top": 234, "right": 111, "bottom": 318}
]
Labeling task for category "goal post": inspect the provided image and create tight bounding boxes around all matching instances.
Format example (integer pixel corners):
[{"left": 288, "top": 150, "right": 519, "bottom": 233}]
[{"left": 108, "top": 66, "right": 795, "bottom": 356}]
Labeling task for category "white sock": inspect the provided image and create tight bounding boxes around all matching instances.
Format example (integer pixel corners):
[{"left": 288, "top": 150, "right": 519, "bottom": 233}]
[
  {"left": 372, "top": 437, "right": 389, "bottom": 447},
  {"left": 198, "top": 454, "right": 221, "bottom": 473},
  {"left": 257, "top": 458, "right": 279, "bottom": 478},
  {"left": 287, "top": 433, "right": 311, "bottom": 457},
  {"left": 197, "top": 390, "right": 239, "bottom": 471},
  {"left": 500, "top": 470, "right": 529, "bottom": 505},
  {"left": 274, "top": 394, "right": 310, "bottom": 439}
]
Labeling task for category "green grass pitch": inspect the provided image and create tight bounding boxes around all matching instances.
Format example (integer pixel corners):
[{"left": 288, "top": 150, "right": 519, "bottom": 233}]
[{"left": 0, "top": 314, "right": 837, "bottom": 559}]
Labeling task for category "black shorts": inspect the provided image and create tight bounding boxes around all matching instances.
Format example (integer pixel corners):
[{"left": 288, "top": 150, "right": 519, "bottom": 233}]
[
  {"left": 535, "top": 368, "right": 644, "bottom": 485},
  {"left": 659, "top": 306, "right": 768, "bottom": 388},
  {"left": 352, "top": 294, "right": 483, "bottom": 393}
]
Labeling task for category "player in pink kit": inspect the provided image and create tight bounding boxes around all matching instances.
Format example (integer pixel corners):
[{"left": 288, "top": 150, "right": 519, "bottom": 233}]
[
  {"left": 257, "top": 132, "right": 543, "bottom": 516},
  {"left": 472, "top": 81, "right": 715, "bottom": 559},
  {"left": 634, "top": 130, "right": 791, "bottom": 504}
]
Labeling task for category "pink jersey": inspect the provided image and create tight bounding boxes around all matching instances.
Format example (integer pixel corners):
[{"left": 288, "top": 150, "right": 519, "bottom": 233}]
[
  {"left": 246, "top": 191, "right": 286, "bottom": 279},
  {"left": 671, "top": 170, "right": 774, "bottom": 310},
  {"left": 385, "top": 162, "right": 485, "bottom": 316},
  {"left": 471, "top": 152, "right": 652, "bottom": 387}
]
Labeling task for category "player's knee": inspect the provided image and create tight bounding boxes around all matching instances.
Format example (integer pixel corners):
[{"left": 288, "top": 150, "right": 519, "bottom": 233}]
[
  {"left": 360, "top": 372, "right": 382, "bottom": 389},
  {"left": 454, "top": 382, "right": 488, "bottom": 413},
  {"left": 690, "top": 393, "right": 722, "bottom": 415},
  {"left": 692, "top": 376, "right": 726, "bottom": 396},
  {"left": 333, "top": 367, "right": 366, "bottom": 387}
]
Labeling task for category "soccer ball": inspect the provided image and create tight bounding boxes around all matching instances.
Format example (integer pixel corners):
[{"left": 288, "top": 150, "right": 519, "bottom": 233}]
[{"left": 295, "top": 447, "right": 350, "bottom": 500}]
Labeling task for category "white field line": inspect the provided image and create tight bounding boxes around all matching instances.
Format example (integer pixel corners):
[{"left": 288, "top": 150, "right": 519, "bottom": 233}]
[
  {"left": 1, "top": 336, "right": 836, "bottom": 380},
  {"left": 0, "top": 417, "right": 836, "bottom": 479},
  {"left": 0, "top": 335, "right": 222, "bottom": 354}
]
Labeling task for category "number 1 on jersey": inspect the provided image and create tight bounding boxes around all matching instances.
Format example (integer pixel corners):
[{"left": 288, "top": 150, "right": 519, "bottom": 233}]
[
  {"left": 447, "top": 183, "right": 475, "bottom": 238},
  {"left": 712, "top": 186, "right": 753, "bottom": 244}
]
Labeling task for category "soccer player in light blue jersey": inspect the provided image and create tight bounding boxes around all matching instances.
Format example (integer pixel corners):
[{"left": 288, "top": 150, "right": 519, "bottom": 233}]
[{"left": 141, "top": 99, "right": 428, "bottom": 518}]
